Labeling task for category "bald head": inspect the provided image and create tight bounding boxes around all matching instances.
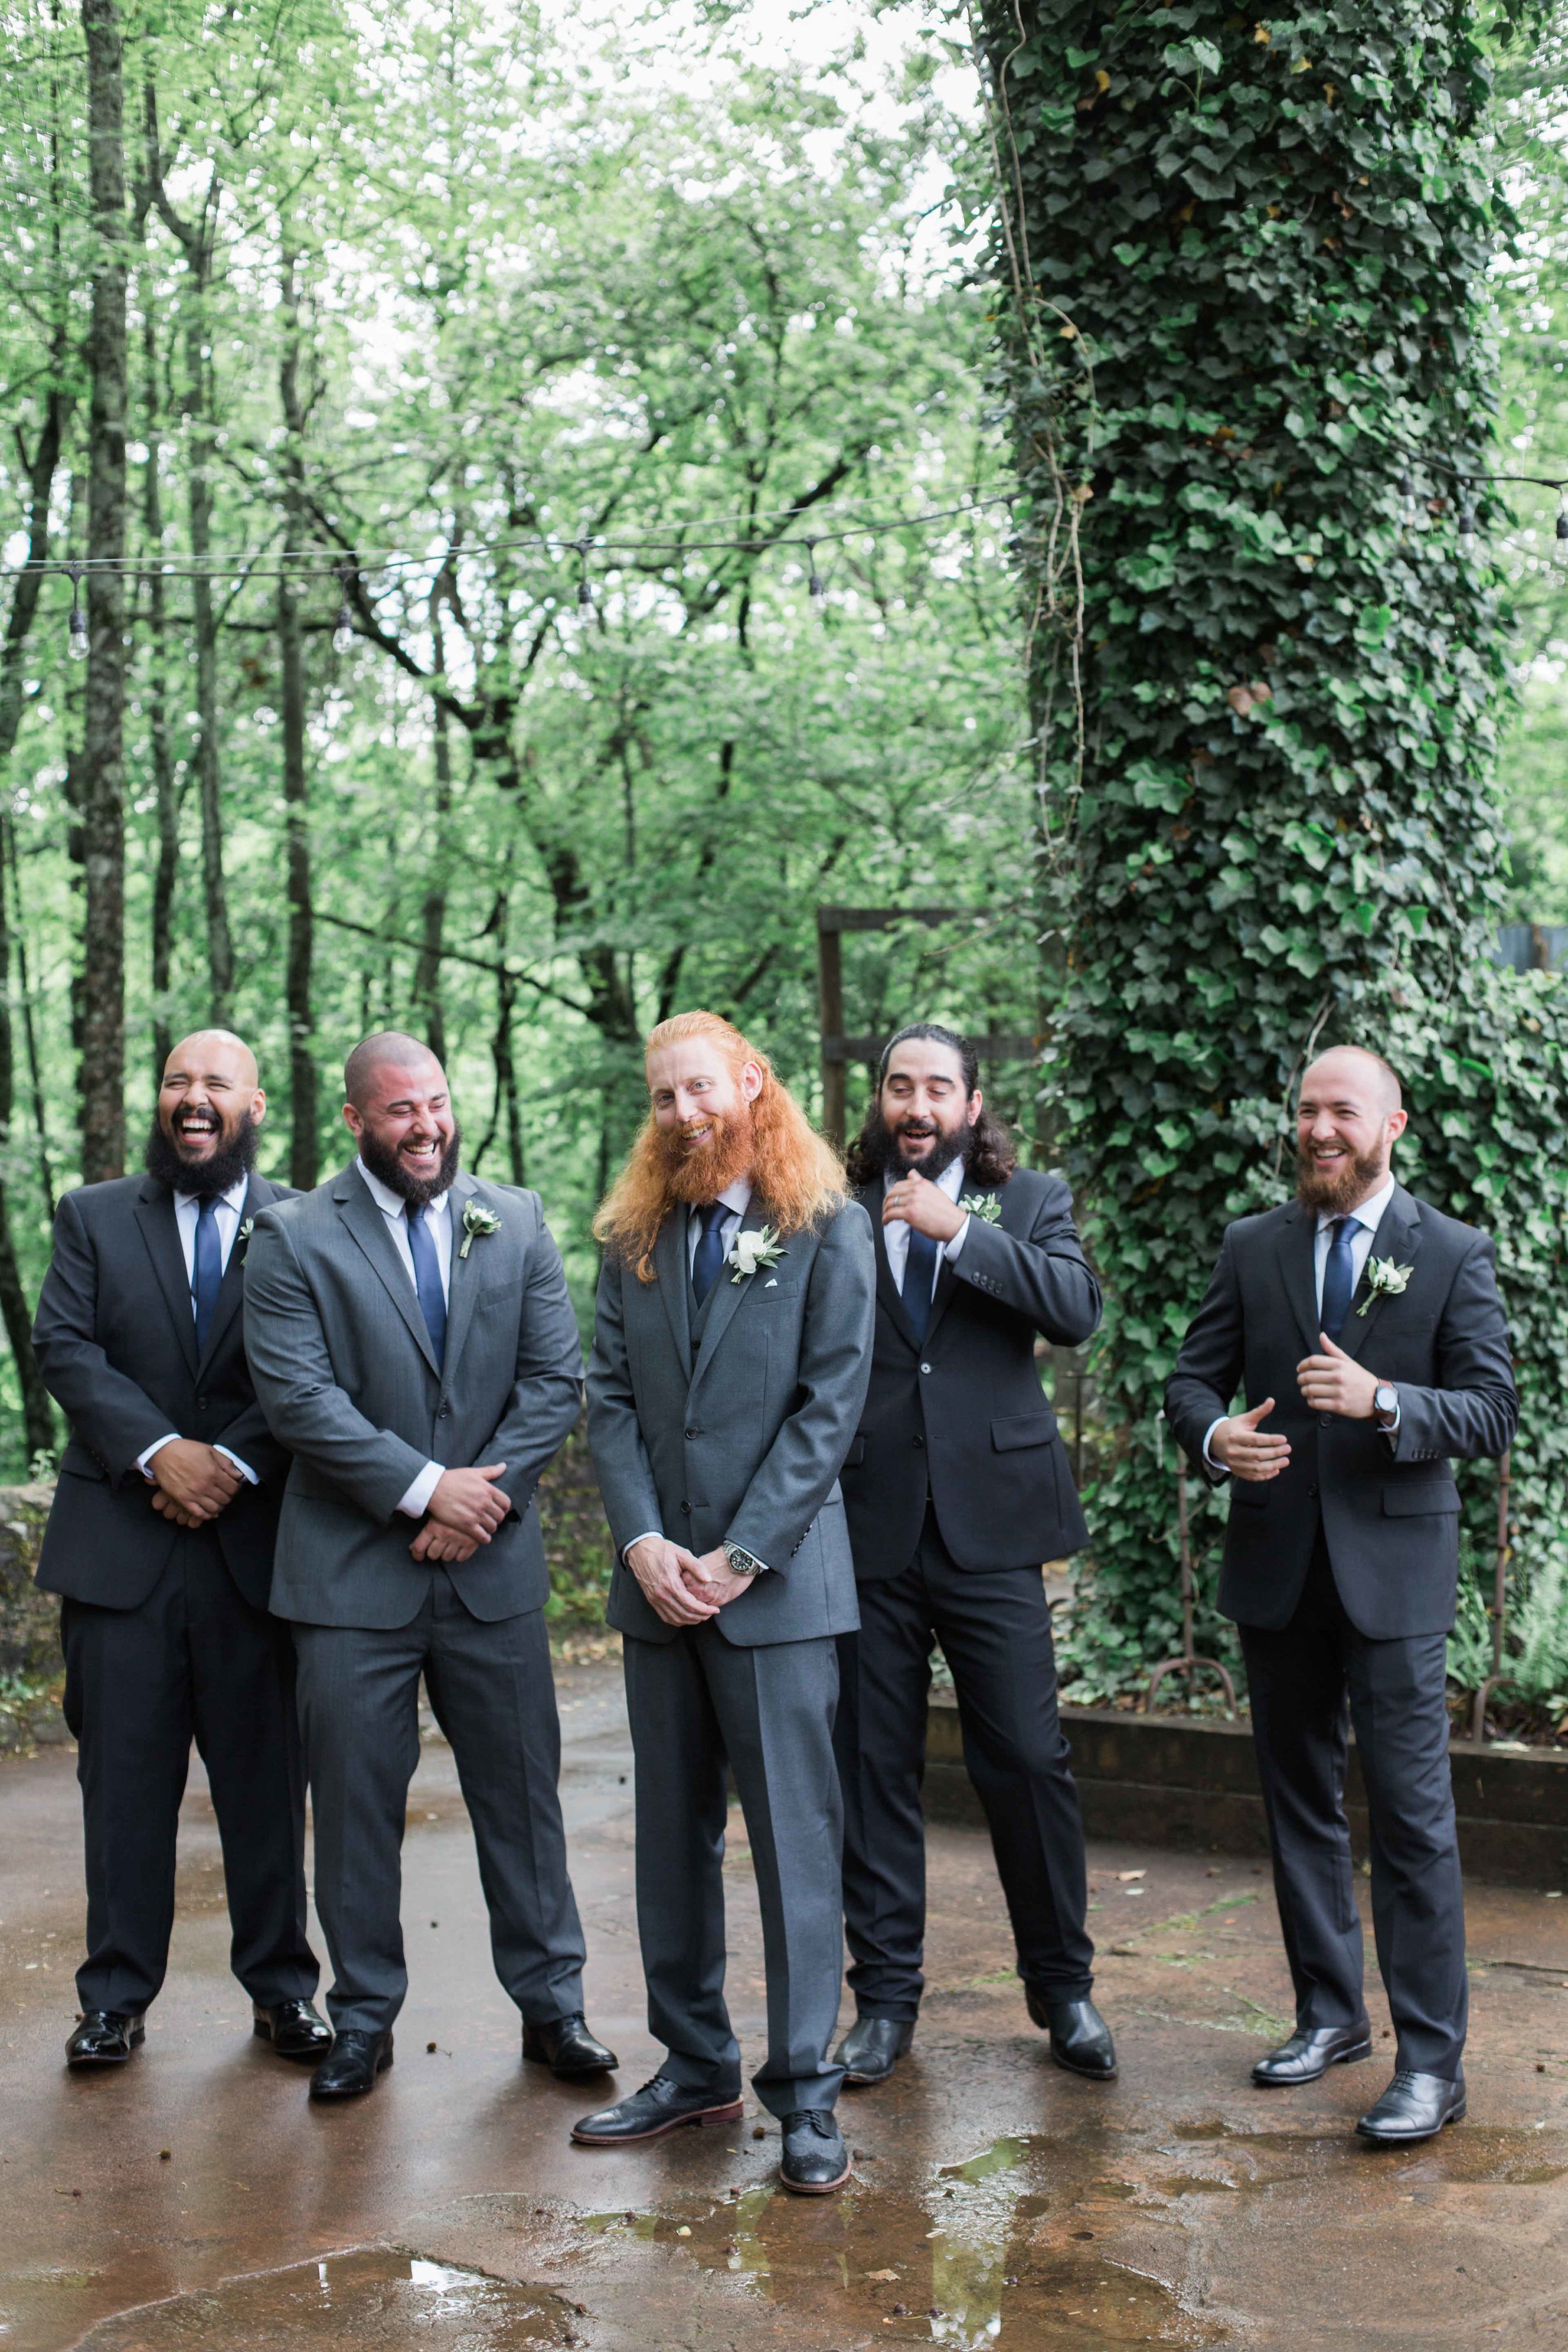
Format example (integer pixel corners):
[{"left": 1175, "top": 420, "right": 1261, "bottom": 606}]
[
  {"left": 1296, "top": 1045, "right": 1407, "bottom": 1214},
  {"left": 344, "top": 1030, "right": 441, "bottom": 1113},
  {"left": 342, "top": 1032, "right": 459, "bottom": 1208},
  {"left": 167, "top": 1029, "right": 258, "bottom": 1093},
  {"left": 151, "top": 1028, "right": 265, "bottom": 1200}
]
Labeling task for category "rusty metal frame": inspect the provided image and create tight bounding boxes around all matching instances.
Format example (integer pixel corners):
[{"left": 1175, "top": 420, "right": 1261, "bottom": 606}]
[
  {"left": 1469, "top": 1449, "right": 1514, "bottom": 1743},
  {"left": 1144, "top": 1444, "right": 1237, "bottom": 1718}
]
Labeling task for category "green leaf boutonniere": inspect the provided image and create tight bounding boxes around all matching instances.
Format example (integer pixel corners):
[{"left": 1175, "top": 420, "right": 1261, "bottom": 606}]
[
  {"left": 460, "top": 1199, "right": 502, "bottom": 1259},
  {"left": 237, "top": 1216, "right": 255, "bottom": 1262},
  {"left": 1358, "top": 1257, "right": 1412, "bottom": 1315},
  {"left": 727, "top": 1225, "right": 787, "bottom": 1283},
  {"left": 959, "top": 1193, "right": 1003, "bottom": 1225}
]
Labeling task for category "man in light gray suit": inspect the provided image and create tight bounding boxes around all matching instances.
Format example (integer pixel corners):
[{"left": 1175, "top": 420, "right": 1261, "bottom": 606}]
[
  {"left": 244, "top": 1032, "right": 615, "bottom": 2099},
  {"left": 576, "top": 1010, "right": 874, "bottom": 2196}
]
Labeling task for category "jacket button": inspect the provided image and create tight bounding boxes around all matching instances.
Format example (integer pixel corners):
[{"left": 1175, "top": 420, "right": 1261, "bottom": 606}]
[
  {"left": 680, "top": 1500, "right": 691, "bottom": 1515},
  {"left": 1308, "top": 1485, "right": 1318, "bottom": 1498},
  {"left": 919, "top": 1362, "right": 932, "bottom": 1375},
  {"left": 913, "top": 1434, "right": 924, "bottom": 1448},
  {"left": 1319, "top": 1414, "right": 1332, "bottom": 1427},
  {"left": 196, "top": 1395, "right": 208, "bottom": 1411},
  {"left": 685, "top": 1428, "right": 699, "bottom": 1439},
  {"left": 438, "top": 1402, "right": 451, "bottom": 1418}
]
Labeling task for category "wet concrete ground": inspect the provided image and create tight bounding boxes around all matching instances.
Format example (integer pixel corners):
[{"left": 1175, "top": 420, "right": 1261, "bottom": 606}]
[{"left": 2, "top": 1661, "right": 1565, "bottom": 2351}]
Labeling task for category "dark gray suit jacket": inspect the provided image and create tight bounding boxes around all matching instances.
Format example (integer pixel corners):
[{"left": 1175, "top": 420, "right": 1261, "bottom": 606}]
[
  {"left": 244, "top": 1163, "right": 582, "bottom": 1628},
  {"left": 586, "top": 1197, "right": 875, "bottom": 1646},
  {"left": 1164, "top": 1182, "right": 1517, "bottom": 1638},
  {"left": 33, "top": 1172, "right": 295, "bottom": 1613}
]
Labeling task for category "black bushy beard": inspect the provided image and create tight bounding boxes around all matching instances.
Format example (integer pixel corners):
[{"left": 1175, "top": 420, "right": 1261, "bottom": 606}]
[
  {"left": 357, "top": 1120, "right": 463, "bottom": 1210},
  {"left": 857, "top": 1107, "right": 977, "bottom": 1184},
  {"left": 145, "top": 1110, "right": 261, "bottom": 1202},
  {"left": 1296, "top": 1138, "right": 1387, "bottom": 1215}
]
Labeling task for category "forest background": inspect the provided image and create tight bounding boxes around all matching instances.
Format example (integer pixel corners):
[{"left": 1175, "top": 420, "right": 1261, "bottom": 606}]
[{"left": 3, "top": 0, "right": 1567, "bottom": 1677}]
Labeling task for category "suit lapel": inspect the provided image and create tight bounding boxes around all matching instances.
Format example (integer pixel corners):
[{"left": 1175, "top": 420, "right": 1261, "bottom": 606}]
[
  {"left": 689, "top": 1199, "right": 766, "bottom": 1392},
  {"left": 867, "top": 1182, "right": 921, "bottom": 1353},
  {"left": 654, "top": 1211, "right": 691, "bottom": 1367},
  {"left": 134, "top": 1179, "right": 199, "bottom": 1375},
  {"left": 1274, "top": 1202, "right": 1322, "bottom": 1355},
  {"left": 1336, "top": 1185, "right": 1422, "bottom": 1363},
  {"left": 334, "top": 1164, "right": 440, "bottom": 1376},
  {"left": 196, "top": 1173, "right": 270, "bottom": 1375},
  {"left": 438, "top": 1172, "right": 481, "bottom": 1383}
]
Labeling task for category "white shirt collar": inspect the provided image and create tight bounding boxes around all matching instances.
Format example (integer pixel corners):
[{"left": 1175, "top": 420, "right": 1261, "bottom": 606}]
[
  {"left": 355, "top": 1155, "right": 450, "bottom": 1219},
  {"left": 1316, "top": 1172, "right": 1396, "bottom": 1236},
  {"left": 884, "top": 1157, "right": 967, "bottom": 1201},
  {"left": 174, "top": 1172, "right": 250, "bottom": 1216},
  {"left": 690, "top": 1176, "right": 753, "bottom": 1219}
]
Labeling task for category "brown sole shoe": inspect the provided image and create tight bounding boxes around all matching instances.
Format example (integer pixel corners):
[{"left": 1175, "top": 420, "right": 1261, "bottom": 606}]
[
  {"left": 571, "top": 2097, "right": 743, "bottom": 2146},
  {"left": 778, "top": 2158, "right": 851, "bottom": 2196}
]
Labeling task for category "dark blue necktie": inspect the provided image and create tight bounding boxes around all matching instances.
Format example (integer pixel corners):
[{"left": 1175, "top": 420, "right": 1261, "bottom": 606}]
[
  {"left": 692, "top": 1200, "right": 728, "bottom": 1308},
  {"left": 903, "top": 1225, "right": 941, "bottom": 1343},
  {"left": 1321, "top": 1215, "right": 1356, "bottom": 1342},
  {"left": 406, "top": 1202, "right": 447, "bottom": 1368},
  {"left": 192, "top": 1199, "right": 223, "bottom": 1357}
]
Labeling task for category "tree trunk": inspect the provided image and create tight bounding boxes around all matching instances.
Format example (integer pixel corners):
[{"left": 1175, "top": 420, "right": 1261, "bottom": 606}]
[
  {"left": 78, "top": 0, "right": 129, "bottom": 1182},
  {"left": 6, "top": 822, "right": 56, "bottom": 1218},
  {"left": 415, "top": 635, "right": 453, "bottom": 1066},
  {"left": 277, "top": 241, "right": 317, "bottom": 1185},
  {"left": 0, "top": 829, "right": 56, "bottom": 1458},
  {"left": 185, "top": 297, "right": 234, "bottom": 1023},
  {"left": 139, "top": 289, "right": 178, "bottom": 1084}
]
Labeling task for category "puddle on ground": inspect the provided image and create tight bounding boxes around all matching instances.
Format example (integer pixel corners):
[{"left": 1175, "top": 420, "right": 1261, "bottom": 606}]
[
  {"left": 76, "top": 2249, "right": 569, "bottom": 2349},
  {"left": 1168, "top": 2118, "right": 1568, "bottom": 2186}
]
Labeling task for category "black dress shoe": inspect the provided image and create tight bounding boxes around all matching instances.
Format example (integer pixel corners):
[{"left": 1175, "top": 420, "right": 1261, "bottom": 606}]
[
  {"left": 66, "top": 2010, "right": 144, "bottom": 2067},
  {"left": 253, "top": 1999, "right": 332, "bottom": 2062},
  {"left": 571, "top": 2073, "right": 743, "bottom": 2144},
  {"left": 780, "top": 2109, "right": 850, "bottom": 2195},
  {"left": 1026, "top": 1991, "right": 1118, "bottom": 2080},
  {"left": 835, "top": 2016, "right": 914, "bottom": 2087},
  {"left": 309, "top": 2028, "right": 393, "bottom": 2100},
  {"left": 522, "top": 2012, "right": 618, "bottom": 2078},
  {"left": 1355, "top": 2069, "right": 1466, "bottom": 2144},
  {"left": 1252, "top": 2020, "right": 1372, "bottom": 2087}
]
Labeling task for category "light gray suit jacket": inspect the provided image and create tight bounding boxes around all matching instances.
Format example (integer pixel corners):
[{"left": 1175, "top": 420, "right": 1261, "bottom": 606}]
[
  {"left": 245, "top": 1162, "right": 583, "bottom": 1628},
  {"left": 586, "top": 1197, "right": 875, "bottom": 1647}
]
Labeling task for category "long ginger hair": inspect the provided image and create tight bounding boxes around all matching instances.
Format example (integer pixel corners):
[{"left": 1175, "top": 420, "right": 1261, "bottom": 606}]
[{"left": 595, "top": 1011, "right": 848, "bottom": 1282}]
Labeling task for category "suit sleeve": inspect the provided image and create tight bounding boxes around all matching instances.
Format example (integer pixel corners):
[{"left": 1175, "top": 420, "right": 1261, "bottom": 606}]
[
  {"left": 242, "top": 1209, "right": 429, "bottom": 1523},
  {"left": 31, "top": 1192, "right": 173, "bottom": 1483},
  {"left": 1389, "top": 1232, "right": 1517, "bottom": 1463},
  {"left": 1164, "top": 1226, "right": 1246, "bottom": 1486},
  {"left": 724, "top": 1200, "right": 876, "bottom": 1572},
  {"left": 950, "top": 1177, "right": 1101, "bottom": 1344},
  {"left": 585, "top": 1248, "right": 665, "bottom": 1558},
  {"left": 475, "top": 1200, "right": 585, "bottom": 1512}
]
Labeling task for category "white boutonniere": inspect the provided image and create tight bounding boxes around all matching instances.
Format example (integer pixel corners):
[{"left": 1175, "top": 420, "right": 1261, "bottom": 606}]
[
  {"left": 460, "top": 1199, "right": 502, "bottom": 1259},
  {"left": 959, "top": 1193, "right": 1003, "bottom": 1225},
  {"left": 237, "top": 1216, "right": 255, "bottom": 1261},
  {"left": 1358, "top": 1257, "right": 1412, "bottom": 1315},
  {"left": 728, "top": 1225, "right": 787, "bottom": 1283}
]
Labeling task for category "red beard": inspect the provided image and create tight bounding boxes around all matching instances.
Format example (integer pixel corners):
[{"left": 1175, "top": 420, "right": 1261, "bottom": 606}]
[
  {"left": 655, "top": 1104, "right": 756, "bottom": 1205},
  {"left": 1296, "top": 1141, "right": 1386, "bottom": 1214}
]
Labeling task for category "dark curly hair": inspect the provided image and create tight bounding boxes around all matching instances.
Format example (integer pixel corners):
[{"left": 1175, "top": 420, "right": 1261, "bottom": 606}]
[{"left": 844, "top": 1022, "right": 1019, "bottom": 1189}]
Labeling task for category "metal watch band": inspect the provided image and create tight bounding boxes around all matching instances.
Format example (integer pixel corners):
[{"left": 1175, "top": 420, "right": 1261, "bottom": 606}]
[{"left": 722, "top": 1540, "right": 768, "bottom": 1577}]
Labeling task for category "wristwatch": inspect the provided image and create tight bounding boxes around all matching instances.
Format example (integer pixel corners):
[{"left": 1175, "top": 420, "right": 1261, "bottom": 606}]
[
  {"left": 722, "top": 1540, "right": 769, "bottom": 1579},
  {"left": 1374, "top": 1382, "right": 1399, "bottom": 1428}
]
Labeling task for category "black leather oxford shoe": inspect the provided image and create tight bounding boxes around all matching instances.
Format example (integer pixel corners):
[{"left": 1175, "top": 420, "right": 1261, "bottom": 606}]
[
  {"left": 522, "top": 2012, "right": 618, "bottom": 2078},
  {"left": 1026, "top": 1991, "right": 1118, "bottom": 2080},
  {"left": 835, "top": 2016, "right": 914, "bottom": 2087},
  {"left": 571, "top": 2074, "right": 743, "bottom": 2144},
  {"left": 253, "top": 1999, "right": 332, "bottom": 2062},
  {"left": 1252, "top": 2020, "right": 1372, "bottom": 2087},
  {"left": 309, "top": 2028, "right": 393, "bottom": 2100},
  {"left": 66, "top": 2010, "right": 144, "bottom": 2067},
  {"left": 1355, "top": 2070, "right": 1466, "bottom": 2144},
  {"left": 779, "top": 2109, "right": 850, "bottom": 2195}
]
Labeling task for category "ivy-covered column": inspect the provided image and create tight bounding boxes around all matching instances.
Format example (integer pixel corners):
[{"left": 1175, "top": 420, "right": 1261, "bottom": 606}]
[{"left": 977, "top": 2, "right": 1508, "bottom": 1685}]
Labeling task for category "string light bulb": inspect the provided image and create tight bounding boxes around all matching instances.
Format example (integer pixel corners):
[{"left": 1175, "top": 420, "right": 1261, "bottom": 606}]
[
  {"left": 66, "top": 563, "right": 87, "bottom": 660},
  {"left": 1555, "top": 487, "right": 1568, "bottom": 565}
]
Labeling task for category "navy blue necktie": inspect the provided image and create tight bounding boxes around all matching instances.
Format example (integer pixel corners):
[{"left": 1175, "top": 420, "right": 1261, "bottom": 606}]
[
  {"left": 692, "top": 1200, "right": 728, "bottom": 1308},
  {"left": 406, "top": 1202, "right": 447, "bottom": 1369},
  {"left": 1320, "top": 1215, "right": 1356, "bottom": 1342},
  {"left": 192, "top": 1199, "right": 223, "bottom": 1358},
  {"left": 903, "top": 1225, "right": 941, "bottom": 1343}
]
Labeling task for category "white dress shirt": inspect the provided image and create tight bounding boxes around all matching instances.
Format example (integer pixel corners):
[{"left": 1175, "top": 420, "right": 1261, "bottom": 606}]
[
  {"left": 137, "top": 1174, "right": 257, "bottom": 1485},
  {"left": 1203, "top": 1173, "right": 1400, "bottom": 1469},
  {"left": 354, "top": 1157, "right": 453, "bottom": 1519},
  {"left": 883, "top": 1156, "right": 972, "bottom": 1300}
]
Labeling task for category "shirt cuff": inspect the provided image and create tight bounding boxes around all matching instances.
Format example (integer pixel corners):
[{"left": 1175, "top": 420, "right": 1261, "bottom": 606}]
[
  {"left": 397, "top": 1460, "right": 445, "bottom": 1518},
  {"left": 943, "top": 1214, "right": 972, "bottom": 1263},
  {"left": 137, "top": 1434, "right": 181, "bottom": 1482},
  {"left": 214, "top": 1445, "right": 258, "bottom": 1486},
  {"left": 622, "top": 1530, "right": 663, "bottom": 1564},
  {"left": 1202, "top": 1417, "right": 1228, "bottom": 1473}
]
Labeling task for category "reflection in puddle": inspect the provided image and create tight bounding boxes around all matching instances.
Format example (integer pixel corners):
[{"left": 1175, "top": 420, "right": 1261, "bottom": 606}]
[{"left": 78, "top": 2249, "right": 564, "bottom": 2348}]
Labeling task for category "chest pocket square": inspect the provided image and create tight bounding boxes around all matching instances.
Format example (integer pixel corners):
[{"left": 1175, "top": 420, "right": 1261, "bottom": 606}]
[{"left": 765, "top": 1277, "right": 778, "bottom": 1288}]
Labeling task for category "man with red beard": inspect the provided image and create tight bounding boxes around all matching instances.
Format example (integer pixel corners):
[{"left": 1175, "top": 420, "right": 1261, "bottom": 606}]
[
  {"left": 580, "top": 1012, "right": 874, "bottom": 2194},
  {"left": 1167, "top": 1046, "right": 1516, "bottom": 2144}
]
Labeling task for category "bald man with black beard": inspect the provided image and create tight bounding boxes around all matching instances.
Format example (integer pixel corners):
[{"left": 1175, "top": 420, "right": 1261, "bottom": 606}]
[{"left": 33, "top": 1031, "right": 326, "bottom": 2069}]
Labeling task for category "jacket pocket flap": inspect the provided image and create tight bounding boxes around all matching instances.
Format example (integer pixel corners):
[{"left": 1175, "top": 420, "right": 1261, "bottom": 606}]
[
  {"left": 842, "top": 1436, "right": 866, "bottom": 1468},
  {"left": 991, "top": 1411, "right": 1056, "bottom": 1453},
  {"left": 1382, "top": 1482, "right": 1461, "bottom": 1517}
]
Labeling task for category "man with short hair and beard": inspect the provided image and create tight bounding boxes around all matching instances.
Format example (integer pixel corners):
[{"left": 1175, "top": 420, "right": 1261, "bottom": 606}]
[
  {"left": 580, "top": 1011, "right": 874, "bottom": 2195},
  {"left": 1167, "top": 1045, "right": 1516, "bottom": 2143},
  {"left": 243, "top": 1032, "right": 612, "bottom": 2099},
  {"left": 33, "top": 1030, "right": 327, "bottom": 2069},
  {"left": 832, "top": 1022, "right": 1113, "bottom": 2091}
]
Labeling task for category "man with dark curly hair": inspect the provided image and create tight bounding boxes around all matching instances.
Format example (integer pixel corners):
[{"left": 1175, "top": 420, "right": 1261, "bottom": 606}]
[{"left": 832, "top": 1022, "right": 1113, "bottom": 2090}]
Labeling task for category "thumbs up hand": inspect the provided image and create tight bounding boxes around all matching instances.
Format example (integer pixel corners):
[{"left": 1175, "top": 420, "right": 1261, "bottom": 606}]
[
  {"left": 1210, "top": 1396, "right": 1291, "bottom": 1482},
  {"left": 1297, "top": 1333, "right": 1379, "bottom": 1421}
]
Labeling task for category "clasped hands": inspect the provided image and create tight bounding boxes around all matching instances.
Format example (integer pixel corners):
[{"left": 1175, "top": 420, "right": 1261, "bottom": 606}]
[
  {"left": 410, "top": 1464, "right": 514, "bottom": 1563},
  {"left": 625, "top": 1534, "right": 756, "bottom": 1626},
  {"left": 1210, "top": 1332, "right": 1384, "bottom": 1484},
  {"left": 147, "top": 1437, "right": 244, "bottom": 1527}
]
